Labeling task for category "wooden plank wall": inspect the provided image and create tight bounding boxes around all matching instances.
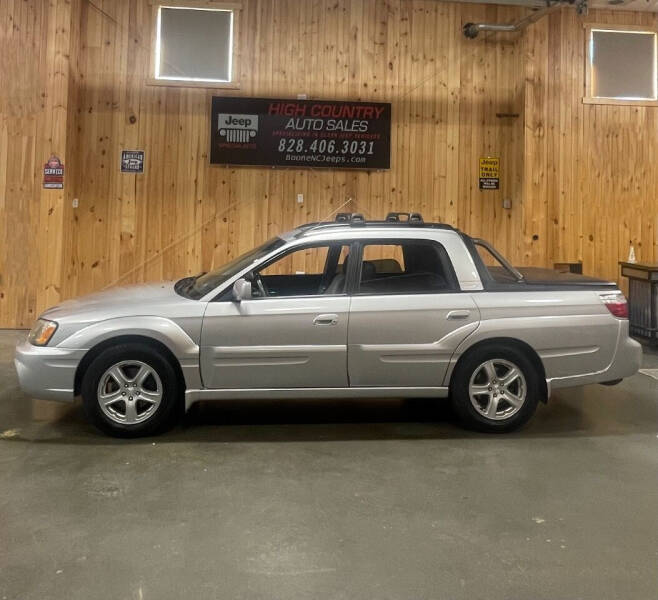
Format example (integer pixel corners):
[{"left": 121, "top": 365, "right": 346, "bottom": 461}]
[
  {"left": 524, "top": 8, "right": 658, "bottom": 288},
  {"left": 0, "top": 0, "right": 79, "bottom": 328},
  {"left": 1, "top": 0, "right": 656, "bottom": 327},
  {"left": 63, "top": 0, "right": 526, "bottom": 304}
]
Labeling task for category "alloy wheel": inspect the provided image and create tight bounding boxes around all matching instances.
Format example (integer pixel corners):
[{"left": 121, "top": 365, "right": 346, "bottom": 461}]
[
  {"left": 468, "top": 359, "right": 527, "bottom": 421},
  {"left": 97, "top": 360, "right": 163, "bottom": 425}
]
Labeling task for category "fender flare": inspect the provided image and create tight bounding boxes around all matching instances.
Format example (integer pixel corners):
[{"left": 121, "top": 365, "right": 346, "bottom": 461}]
[
  {"left": 444, "top": 334, "right": 549, "bottom": 402},
  {"left": 59, "top": 316, "right": 201, "bottom": 391}
]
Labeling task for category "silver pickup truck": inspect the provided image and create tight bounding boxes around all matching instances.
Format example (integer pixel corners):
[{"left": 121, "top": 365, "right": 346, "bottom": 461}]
[{"left": 15, "top": 212, "right": 641, "bottom": 437}]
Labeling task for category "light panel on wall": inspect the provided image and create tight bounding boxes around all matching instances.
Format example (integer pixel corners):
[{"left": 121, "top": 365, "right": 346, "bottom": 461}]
[
  {"left": 151, "top": 3, "right": 239, "bottom": 88},
  {"left": 585, "top": 25, "right": 658, "bottom": 105}
]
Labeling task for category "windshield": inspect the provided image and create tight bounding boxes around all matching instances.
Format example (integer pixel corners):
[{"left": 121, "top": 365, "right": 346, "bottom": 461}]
[{"left": 178, "top": 237, "right": 286, "bottom": 300}]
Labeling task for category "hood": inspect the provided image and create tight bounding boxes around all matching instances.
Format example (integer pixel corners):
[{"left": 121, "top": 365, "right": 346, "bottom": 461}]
[{"left": 41, "top": 281, "right": 200, "bottom": 324}]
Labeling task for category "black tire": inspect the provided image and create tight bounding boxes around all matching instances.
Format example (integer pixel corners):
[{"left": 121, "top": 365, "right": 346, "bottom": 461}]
[
  {"left": 450, "top": 344, "right": 540, "bottom": 433},
  {"left": 600, "top": 379, "right": 623, "bottom": 387},
  {"left": 81, "top": 343, "right": 181, "bottom": 438}
]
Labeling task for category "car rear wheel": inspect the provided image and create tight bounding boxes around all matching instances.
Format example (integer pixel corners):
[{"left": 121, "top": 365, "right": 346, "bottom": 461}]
[
  {"left": 81, "top": 343, "right": 181, "bottom": 438},
  {"left": 450, "top": 345, "right": 540, "bottom": 433}
]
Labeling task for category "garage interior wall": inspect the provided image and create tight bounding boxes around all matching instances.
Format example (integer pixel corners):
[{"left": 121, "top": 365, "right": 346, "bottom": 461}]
[{"left": 0, "top": 0, "right": 656, "bottom": 328}]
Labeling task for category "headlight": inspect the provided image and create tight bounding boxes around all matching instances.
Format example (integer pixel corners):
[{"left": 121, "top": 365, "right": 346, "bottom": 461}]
[{"left": 28, "top": 319, "right": 58, "bottom": 346}]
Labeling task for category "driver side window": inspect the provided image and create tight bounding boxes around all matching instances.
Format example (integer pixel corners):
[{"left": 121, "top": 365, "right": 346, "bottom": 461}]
[{"left": 252, "top": 243, "right": 350, "bottom": 298}]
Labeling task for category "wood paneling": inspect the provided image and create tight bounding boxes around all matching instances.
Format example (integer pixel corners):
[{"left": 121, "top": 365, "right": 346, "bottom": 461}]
[
  {"left": 0, "top": 0, "right": 78, "bottom": 327},
  {"left": 63, "top": 0, "right": 526, "bottom": 303},
  {"left": 524, "top": 8, "right": 658, "bottom": 290},
  {"left": 1, "top": 0, "right": 656, "bottom": 327}
]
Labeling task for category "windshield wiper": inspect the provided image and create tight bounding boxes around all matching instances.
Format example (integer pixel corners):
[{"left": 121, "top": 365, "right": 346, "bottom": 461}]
[
  {"left": 175, "top": 276, "right": 195, "bottom": 295},
  {"left": 175, "top": 272, "right": 206, "bottom": 297}
]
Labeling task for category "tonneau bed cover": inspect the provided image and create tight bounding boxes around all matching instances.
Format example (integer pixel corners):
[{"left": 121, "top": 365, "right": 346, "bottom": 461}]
[{"left": 488, "top": 266, "right": 617, "bottom": 290}]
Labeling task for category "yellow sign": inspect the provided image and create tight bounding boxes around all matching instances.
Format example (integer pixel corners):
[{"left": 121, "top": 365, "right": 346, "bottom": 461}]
[{"left": 479, "top": 157, "right": 499, "bottom": 190}]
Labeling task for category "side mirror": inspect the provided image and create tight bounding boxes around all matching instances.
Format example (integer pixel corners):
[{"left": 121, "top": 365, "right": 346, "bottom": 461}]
[{"left": 232, "top": 278, "right": 252, "bottom": 302}]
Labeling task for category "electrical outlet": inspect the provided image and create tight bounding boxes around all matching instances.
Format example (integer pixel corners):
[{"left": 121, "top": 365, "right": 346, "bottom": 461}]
[
  {"left": 297, "top": 193, "right": 304, "bottom": 204},
  {"left": 72, "top": 198, "right": 79, "bottom": 208},
  {"left": 502, "top": 198, "right": 512, "bottom": 209}
]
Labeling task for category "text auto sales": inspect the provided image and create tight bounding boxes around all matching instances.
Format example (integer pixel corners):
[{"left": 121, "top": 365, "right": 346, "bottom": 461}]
[{"left": 269, "top": 101, "right": 385, "bottom": 132}]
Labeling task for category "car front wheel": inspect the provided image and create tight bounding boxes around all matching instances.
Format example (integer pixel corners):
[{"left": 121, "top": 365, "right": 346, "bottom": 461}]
[
  {"left": 81, "top": 343, "right": 181, "bottom": 438},
  {"left": 450, "top": 345, "right": 540, "bottom": 433}
]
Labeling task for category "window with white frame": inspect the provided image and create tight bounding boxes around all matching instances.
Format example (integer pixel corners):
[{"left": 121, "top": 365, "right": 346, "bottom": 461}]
[
  {"left": 585, "top": 25, "right": 658, "bottom": 104},
  {"left": 151, "top": 3, "right": 239, "bottom": 87}
]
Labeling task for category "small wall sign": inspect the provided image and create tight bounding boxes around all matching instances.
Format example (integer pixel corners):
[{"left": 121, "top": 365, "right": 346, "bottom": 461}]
[
  {"left": 121, "top": 150, "right": 145, "bottom": 173},
  {"left": 43, "top": 155, "right": 64, "bottom": 189},
  {"left": 479, "top": 156, "right": 499, "bottom": 190}
]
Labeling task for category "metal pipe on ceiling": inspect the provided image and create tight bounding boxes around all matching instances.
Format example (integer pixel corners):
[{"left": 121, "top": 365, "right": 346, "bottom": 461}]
[{"left": 462, "top": 0, "right": 585, "bottom": 38}]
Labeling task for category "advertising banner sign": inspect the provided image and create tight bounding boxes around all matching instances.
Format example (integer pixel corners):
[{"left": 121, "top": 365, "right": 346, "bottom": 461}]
[{"left": 210, "top": 97, "right": 391, "bottom": 170}]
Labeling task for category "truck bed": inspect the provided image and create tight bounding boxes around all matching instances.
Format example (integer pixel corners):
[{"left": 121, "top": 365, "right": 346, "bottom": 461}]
[{"left": 488, "top": 266, "right": 617, "bottom": 290}]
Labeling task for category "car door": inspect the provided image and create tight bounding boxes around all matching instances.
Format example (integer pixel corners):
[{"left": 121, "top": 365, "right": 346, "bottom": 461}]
[
  {"left": 200, "top": 241, "right": 352, "bottom": 389},
  {"left": 347, "top": 239, "right": 480, "bottom": 388}
]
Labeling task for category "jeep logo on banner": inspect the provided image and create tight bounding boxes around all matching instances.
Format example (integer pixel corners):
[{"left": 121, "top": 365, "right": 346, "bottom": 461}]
[
  {"left": 217, "top": 114, "right": 259, "bottom": 143},
  {"left": 210, "top": 97, "right": 391, "bottom": 170}
]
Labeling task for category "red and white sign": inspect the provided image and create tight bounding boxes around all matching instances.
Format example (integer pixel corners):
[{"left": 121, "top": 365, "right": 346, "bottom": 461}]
[{"left": 43, "top": 155, "right": 64, "bottom": 189}]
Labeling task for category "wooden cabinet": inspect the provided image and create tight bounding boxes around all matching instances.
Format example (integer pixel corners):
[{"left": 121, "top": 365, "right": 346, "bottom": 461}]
[{"left": 620, "top": 262, "right": 658, "bottom": 346}]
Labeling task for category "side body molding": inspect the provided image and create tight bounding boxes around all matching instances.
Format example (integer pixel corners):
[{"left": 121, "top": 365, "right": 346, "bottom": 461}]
[{"left": 58, "top": 316, "right": 202, "bottom": 390}]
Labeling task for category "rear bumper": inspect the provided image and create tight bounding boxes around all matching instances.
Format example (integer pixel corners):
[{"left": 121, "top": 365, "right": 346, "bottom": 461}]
[
  {"left": 548, "top": 325, "right": 642, "bottom": 391},
  {"left": 14, "top": 339, "right": 85, "bottom": 402}
]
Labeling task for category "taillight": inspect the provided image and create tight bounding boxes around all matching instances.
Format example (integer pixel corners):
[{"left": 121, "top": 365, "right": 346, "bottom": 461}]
[{"left": 599, "top": 292, "right": 629, "bottom": 319}]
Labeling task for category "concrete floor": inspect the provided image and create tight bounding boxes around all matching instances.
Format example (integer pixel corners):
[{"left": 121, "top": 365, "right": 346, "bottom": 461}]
[{"left": 0, "top": 330, "right": 657, "bottom": 600}]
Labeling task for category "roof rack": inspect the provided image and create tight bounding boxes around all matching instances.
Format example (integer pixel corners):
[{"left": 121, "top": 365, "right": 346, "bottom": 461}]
[
  {"left": 294, "top": 215, "right": 457, "bottom": 238},
  {"left": 385, "top": 212, "right": 424, "bottom": 224},
  {"left": 334, "top": 212, "right": 366, "bottom": 225},
  {"left": 334, "top": 212, "right": 426, "bottom": 226}
]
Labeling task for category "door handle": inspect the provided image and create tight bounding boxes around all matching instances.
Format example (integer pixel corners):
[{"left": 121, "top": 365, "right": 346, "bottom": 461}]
[
  {"left": 446, "top": 310, "right": 471, "bottom": 320},
  {"left": 313, "top": 313, "right": 338, "bottom": 326}
]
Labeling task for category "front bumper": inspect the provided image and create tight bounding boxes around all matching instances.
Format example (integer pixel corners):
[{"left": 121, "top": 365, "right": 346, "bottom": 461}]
[{"left": 14, "top": 339, "right": 86, "bottom": 402}]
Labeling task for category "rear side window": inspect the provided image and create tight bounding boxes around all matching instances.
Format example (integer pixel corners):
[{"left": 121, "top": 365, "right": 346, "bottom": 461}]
[{"left": 356, "top": 240, "right": 457, "bottom": 294}]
